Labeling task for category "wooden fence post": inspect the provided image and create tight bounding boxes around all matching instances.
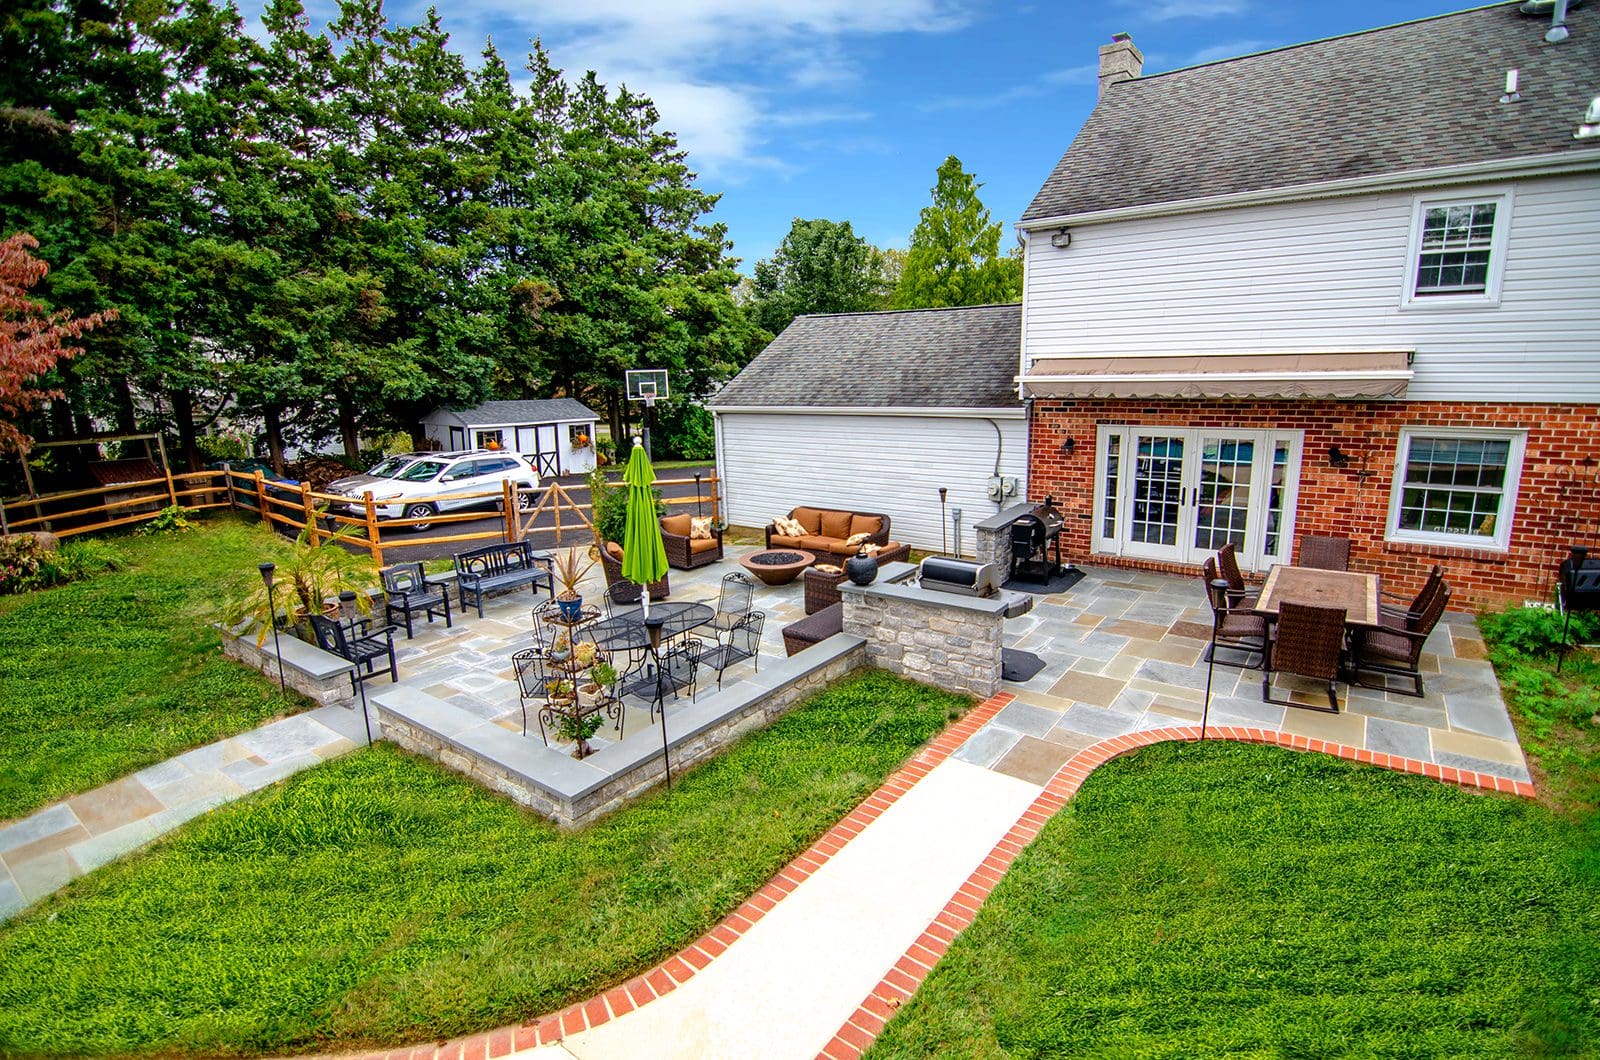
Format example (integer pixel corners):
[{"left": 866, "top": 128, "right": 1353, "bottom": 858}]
[
  {"left": 221, "top": 463, "right": 236, "bottom": 509},
  {"left": 364, "top": 491, "right": 383, "bottom": 568},
  {"left": 253, "top": 471, "right": 268, "bottom": 524},
  {"left": 156, "top": 434, "right": 178, "bottom": 508},
  {"left": 502, "top": 479, "right": 518, "bottom": 543},
  {"left": 553, "top": 481, "right": 563, "bottom": 547},
  {"left": 300, "top": 481, "right": 320, "bottom": 546}
]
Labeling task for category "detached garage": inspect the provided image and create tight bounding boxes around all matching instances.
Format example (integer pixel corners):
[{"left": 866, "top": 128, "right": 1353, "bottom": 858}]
[
  {"left": 710, "top": 304, "right": 1026, "bottom": 553},
  {"left": 421, "top": 399, "right": 599, "bottom": 478}
]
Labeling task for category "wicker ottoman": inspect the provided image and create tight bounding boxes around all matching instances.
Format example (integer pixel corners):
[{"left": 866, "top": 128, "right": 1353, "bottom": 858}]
[
  {"left": 782, "top": 603, "right": 843, "bottom": 656},
  {"left": 803, "top": 565, "right": 848, "bottom": 615}
]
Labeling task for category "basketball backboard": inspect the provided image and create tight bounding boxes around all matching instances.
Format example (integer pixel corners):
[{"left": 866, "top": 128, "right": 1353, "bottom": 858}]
[{"left": 626, "top": 369, "right": 669, "bottom": 403}]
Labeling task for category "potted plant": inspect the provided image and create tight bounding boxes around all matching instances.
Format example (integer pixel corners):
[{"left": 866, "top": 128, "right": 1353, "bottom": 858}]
[
  {"left": 548, "top": 631, "right": 572, "bottom": 662},
  {"left": 578, "top": 654, "right": 613, "bottom": 707},
  {"left": 545, "top": 677, "right": 575, "bottom": 702},
  {"left": 555, "top": 708, "right": 604, "bottom": 758},
  {"left": 226, "top": 524, "right": 378, "bottom": 645},
  {"left": 552, "top": 547, "right": 596, "bottom": 621},
  {"left": 573, "top": 640, "right": 597, "bottom": 668}
]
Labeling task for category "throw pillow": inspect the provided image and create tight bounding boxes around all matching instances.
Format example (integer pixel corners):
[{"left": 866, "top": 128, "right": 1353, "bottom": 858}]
[
  {"left": 859, "top": 543, "right": 882, "bottom": 557},
  {"left": 690, "top": 516, "right": 713, "bottom": 540},
  {"left": 814, "top": 563, "right": 842, "bottom": 575},
  {"left": 774, "top": 515, "right": 806, "bottom": 537},
  {"left": 844, "top": 532, "right": 871, "bottom": 548}
]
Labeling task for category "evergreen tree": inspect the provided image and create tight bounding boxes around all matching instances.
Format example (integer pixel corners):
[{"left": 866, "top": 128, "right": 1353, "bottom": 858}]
[{"left": 893, "top": 155, "right": 1021, "bottom": 310}]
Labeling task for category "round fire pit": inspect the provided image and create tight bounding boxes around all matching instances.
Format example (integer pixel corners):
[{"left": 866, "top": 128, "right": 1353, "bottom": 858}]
[{"left": 738, "top": 548, "right": 816, "bottom": 586}]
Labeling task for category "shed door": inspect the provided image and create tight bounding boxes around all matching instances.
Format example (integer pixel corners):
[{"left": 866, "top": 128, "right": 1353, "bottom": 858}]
[{"left": 534, "top": 425, "right": 560, "bottom": 478}]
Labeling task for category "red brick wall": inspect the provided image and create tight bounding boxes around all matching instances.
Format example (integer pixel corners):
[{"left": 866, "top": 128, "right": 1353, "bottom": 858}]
[{"left": 1027, "top": 399, "right": 1600, "bottom": 610}]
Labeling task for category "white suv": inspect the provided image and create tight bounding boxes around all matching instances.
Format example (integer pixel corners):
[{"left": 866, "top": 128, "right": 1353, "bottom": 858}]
[{"left": 324, "top": 450, "right": 540, "bottom": 531}]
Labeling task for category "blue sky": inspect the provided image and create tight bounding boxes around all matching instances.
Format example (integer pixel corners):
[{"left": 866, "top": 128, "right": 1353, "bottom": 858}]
[{"left": 303, "top": 0, "right": 1476, "bottom": 270}]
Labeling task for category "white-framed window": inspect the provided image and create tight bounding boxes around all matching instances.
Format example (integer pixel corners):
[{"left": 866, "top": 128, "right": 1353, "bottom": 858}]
[
  {"left": 1386, "top": 428, "right": 1525, "bottom": 551},
  {"left": 1401, "top": 190, "right": 1511, "bottom": 307}
]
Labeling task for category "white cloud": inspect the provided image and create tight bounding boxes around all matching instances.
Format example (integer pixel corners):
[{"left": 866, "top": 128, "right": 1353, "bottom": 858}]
[
  {"left": 457, "top": 0, "right": 970, "bottom": 175},
  {"left": 1140, "top": 0, "right": 1247, "bottom": 21}
]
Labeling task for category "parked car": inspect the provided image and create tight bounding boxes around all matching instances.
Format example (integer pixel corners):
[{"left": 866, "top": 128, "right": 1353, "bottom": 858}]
[{"left": 323, "top": 450, "right": 540, "bottom": 531}]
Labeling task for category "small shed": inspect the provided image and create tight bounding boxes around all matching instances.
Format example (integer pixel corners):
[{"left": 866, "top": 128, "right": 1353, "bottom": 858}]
[
  {"left": 421, "top": 399, "right": 599, "bottom": 478},
  {"left": 708, "top": 304, "right": 1027, "bottom": 553}
]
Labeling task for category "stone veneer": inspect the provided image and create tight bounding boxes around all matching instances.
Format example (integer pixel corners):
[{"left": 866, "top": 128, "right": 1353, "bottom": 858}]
[
  {"left": 373, "top": 635, "right": 866, "bottom": 829},
  {"left": 839, "top": 562, "right": 1007, "bottom": 698},
  {"left": 971, "top": 501, "right": 1040, "bottom": 575},
  {"left": 218, "top": 621, "right": 356, "bottom": 708}
]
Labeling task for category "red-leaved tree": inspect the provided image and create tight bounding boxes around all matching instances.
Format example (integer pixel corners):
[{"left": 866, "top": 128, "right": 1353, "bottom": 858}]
[{"left": 0, "top": 233, "right": 116, "bottom": 455}]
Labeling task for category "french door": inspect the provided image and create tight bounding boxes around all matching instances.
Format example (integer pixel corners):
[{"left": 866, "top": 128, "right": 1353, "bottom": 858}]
[{"left": 1094, "top": 426, "right": 1301, "bottom": 572}]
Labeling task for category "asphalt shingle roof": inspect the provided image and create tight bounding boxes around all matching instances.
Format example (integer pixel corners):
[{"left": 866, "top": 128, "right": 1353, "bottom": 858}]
[
  {"left": 1022, "top": 2, "right": 1600, "bottom": 222},
  {"left": 708, "top": 304, "right": 1023, "bottom": 410},
  {"left": 444, "top": 399, "right": 597, "bottom": 425}
]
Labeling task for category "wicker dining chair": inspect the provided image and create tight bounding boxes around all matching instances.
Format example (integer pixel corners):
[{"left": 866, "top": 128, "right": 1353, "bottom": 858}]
[
  {"left": 1201, "top": 557, "right": 1266, "bottom": 669},
  {"left": 1379, "top": 565, "right": 1443, "bottom": 631},
  {"left": 1262, "top": 602, "right": 1347, "bottom": 712},
  {"left": 1299, "top": 535, "right": 1352, "bottom": 572},
  {"left": 1351, "top": 582, "right": 1451, "bottom": 698},
  {"left": 1216, "top": 542, "right": 1256, "bottom": 607}
]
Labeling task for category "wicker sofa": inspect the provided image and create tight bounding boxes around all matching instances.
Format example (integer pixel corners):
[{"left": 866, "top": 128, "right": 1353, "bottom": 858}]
[
  {"left": 660, "top": 513, "right": 724, "bottom": 570},
  {"left": 598, "top": 540, "right": 670, "bottom": 603},
  {"left": 765, "top": 506, "right": 892, "bottom": 563}
]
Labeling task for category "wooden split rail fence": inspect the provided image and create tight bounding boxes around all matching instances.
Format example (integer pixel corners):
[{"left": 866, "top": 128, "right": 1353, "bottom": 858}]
[{"left": 3, "top": 465, "right": 722, "bottom": 570}]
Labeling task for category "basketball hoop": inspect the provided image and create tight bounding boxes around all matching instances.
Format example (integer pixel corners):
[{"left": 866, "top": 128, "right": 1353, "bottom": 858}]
[{"left": 625, "top": 370, "right": 669, "bottom": 461}]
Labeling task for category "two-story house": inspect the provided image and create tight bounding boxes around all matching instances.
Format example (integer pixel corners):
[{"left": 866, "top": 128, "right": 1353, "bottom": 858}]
[{"left": 1016, "top": 2, "right": 1600, "bottom": 609}]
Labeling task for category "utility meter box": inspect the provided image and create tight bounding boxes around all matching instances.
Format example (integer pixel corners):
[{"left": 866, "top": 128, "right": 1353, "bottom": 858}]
[{"left": 989, "top": 475, "right": 1019, "bottom": 499}]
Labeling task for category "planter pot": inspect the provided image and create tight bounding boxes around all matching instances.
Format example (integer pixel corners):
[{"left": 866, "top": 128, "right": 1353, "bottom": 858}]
[
  {"left": 557, "top": 595, "right": 584, "bottom": 621},
  {"left": 577, "top": 683, "right": 603, "bottom": 708},
  {"left": 845, "top": 550, "right": 879, "bottom": 586}
]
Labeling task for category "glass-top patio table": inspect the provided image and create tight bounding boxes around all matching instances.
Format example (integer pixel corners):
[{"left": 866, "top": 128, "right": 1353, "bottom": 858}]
[{"left": 587, "top": 601, "right": 716, "bottom": 653}]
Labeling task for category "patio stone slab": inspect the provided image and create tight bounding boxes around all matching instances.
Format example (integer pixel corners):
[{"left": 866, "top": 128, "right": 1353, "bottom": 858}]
[
  {"left": 0, "top": 879, "right": 23, "bottom": 920},
  {"left": 992, "top": 702, "right": 1064, "bottom": 739},
  {"left": 0, "top": 821, "right": 91, "bottom": 869},
  {"left": 1444, "top": 694, "right": 1518, "bottom": 742},
  {"left": 992, "top": 736, "right": 1076, "bottom": 785},
  {"left": 9, "top": 848, "right": 75, "bottom": 902},
  {"left": 1204, "top": 696, "right": 1288, "bottom": 727},
  {"left": 1276, "top": 707, "right": 1367, "bottom": 746},
  {"left": 1047, "top": 671, "right": 1127, "bottom": 707},
  {"left": 1433, "top": 751, "right": 1530, "bottom": 782},
  {"left": 0, "top": 803, "right": 84, "bottom": 855},
  {"left": 1102, "top": 619, "right": 1171, "bottom": 642},
  {"left": 1057, "top": 704, "right": 1142, "bottom": 741},
  {"left": 950, "top": 724, "right": 1023, "bottom": 769},
  {"left": 67, "top": 777, "right": 164, "bottom": 836},
  {"left": 1118, "top": 637, "right": 1202, "bottom": 667},
  {"left": 1365, "top": 716, "right": 1433, "bottom": 760},
  {"left": 1430, "top": 727, "right": 1526, "bottom": 766}
]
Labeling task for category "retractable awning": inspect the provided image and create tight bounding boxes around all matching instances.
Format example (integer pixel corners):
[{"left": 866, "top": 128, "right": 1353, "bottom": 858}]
[{"left": 1020, "top": 351, "right": 1412, "bottom": 400}]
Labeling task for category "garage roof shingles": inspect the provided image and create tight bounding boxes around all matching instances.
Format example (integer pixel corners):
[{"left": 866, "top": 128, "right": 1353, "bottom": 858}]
[
  {"left": 446, "top": 399, "right": 596, "bottom": 425},
  {"left": 1021, "top": 2, "right": 1600, "bottom": 223},
  {"left": 709, "top": 304, "right": 1022, "bottom": 410}
]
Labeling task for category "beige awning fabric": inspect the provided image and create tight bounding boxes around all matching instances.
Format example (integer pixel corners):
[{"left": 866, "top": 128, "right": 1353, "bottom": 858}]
[{"left": 1021, "top": 352, "right": 1412, "bottom": 400}]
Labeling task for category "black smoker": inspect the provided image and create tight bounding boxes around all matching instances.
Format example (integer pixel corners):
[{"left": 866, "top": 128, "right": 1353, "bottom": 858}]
[
  {"left": 1558, "top": 546, "right": 1600, "bottom": 672},
  {"left": 1009, "top": 497, "right": 1065, "bottom": 583}
]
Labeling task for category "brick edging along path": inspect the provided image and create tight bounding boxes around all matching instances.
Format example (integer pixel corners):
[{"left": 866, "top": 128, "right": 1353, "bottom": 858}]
[
  {"left": 816, "top": 723, "right": 1536, "bottom": 1060},
  {"left": 329, "top": 706, "right": 1533, "bottom": 1060}
]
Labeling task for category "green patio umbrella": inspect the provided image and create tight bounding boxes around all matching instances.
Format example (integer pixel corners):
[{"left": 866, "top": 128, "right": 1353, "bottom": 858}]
[{"left": 621, "top": 438, "right": 668, "bottom": 618}]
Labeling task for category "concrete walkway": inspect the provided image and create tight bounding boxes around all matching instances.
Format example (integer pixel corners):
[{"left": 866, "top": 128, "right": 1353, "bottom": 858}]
[{"left": 0, "top": 704, "right": 368, "bottom": 921}]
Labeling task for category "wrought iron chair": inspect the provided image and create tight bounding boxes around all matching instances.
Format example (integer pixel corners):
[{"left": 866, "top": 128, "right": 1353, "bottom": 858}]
[
  {"left": 1299, "top": 535, "right": 1352, "bottom": 572},
  {"left": 1351, "top": 582, "right": 1451, "bottom": 698},
  {"left": 1201, "top": 557, "right": 1266, "bottom": 669},
  {"left": 380, "top": 561, "right": 452, "bottom": 639},
  {"left": 705, "top": 573, "right": 756, "bottom": 642},
  {"left": 632, "top": 636, "right": 703, "bottom": 714},
  {"left": 307, "top": 613, "right": 399, "bottom": 690},
  {"left": 1262, "top": 601, "right": 1347, "bottom": 712},
  {"left": 530, "top": 598, "right": 560, "bottom": 654},
  {"left": 1216, "top": 542, "right": 1257, "bottom": 608},
  {"left": 700, "top": 611, "right": 765, "bottom": 692},
  {"left": 511, "top": 646, "right": 549, "bottom": 739}
]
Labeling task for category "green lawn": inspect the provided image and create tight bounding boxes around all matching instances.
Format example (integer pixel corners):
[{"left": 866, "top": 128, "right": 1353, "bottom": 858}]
[
  {"left": 0, "top": 517, "right": 301, "bottom": 821},
  {"left": 0, "top": 670, "right": 969, "bottom": 1057},
  {"left": 867, "top": 614, "right": 1600, "bottom": 1059}
]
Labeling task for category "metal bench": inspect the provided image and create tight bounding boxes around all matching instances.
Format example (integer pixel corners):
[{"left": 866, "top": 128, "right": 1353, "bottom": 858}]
[{"left": 454, "top": 541, "right": 554, "bottom": 618}]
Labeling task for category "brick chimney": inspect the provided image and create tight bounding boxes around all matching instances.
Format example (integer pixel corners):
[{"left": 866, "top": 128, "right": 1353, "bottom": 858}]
[{"left": 1098, "top": 32, "right": 1143, "bottom": 99}]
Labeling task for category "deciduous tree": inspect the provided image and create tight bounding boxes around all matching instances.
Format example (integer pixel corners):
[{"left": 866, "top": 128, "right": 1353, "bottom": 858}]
[
  {"left": 747, "top": 218, "right": 894, "bottom": 336},
  {"left": 893, "top": 155, "right": 1021, "bottom": 310}
]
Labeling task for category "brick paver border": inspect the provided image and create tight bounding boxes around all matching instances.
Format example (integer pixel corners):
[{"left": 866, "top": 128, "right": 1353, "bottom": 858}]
[
  {"left": 325, "top": 691, "right": 1020, "bottom": 1060},
  {"left": 816, "top": 724, "right": 1536, "bottom": 1060}
]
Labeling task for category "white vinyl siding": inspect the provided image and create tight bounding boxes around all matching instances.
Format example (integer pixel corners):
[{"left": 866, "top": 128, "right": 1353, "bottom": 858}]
[
  {"left": 714, "top": 412, "right": 1027, "bottom": 553},
  {"left": 1385, "top": 428, "right": 1525, "bottom": 551},
  {"left": 1022, "top": 172, "right": 1600, "bottom": 402}
]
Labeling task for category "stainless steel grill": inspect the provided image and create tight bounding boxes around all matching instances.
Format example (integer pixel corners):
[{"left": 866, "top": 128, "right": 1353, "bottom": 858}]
[{"left": 918, "top": 557, "right": 1033, "bottom": 619}]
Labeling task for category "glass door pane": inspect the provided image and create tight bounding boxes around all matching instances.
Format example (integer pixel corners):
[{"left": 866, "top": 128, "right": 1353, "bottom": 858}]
[
  {"left": 1129, "top": 434, "right": 1185, "bottom": 551},
  {"left": 1192, "top": 436, "right": 1255, "bottom": 555}
]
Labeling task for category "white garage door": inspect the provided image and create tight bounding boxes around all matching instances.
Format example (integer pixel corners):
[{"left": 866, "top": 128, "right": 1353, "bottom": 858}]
[{"left": 715, "top": 412, "right": 1027, "bottom": 553}]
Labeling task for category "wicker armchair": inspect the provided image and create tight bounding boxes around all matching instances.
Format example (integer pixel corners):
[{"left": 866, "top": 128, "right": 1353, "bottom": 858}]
[
  {"left": 660, "top": 514, "right": 724, "bottom": 570},
  {"left": 1217, "top": 542, "right": 1257, "bottom": 608},
  {"left": 1262, "top": 602, "right": 1347, "bottom": 712},
  {"left": 1201, "top": 557, "right": 1266, "bottom": 669},
  {"left": 803, "top": 565, "right": 848, "bottom": 615},
  {"left": 1299, "top": 535, "right": 1352, "bottom": 572},
  {"left": 1380, "top": 565, "right": 1443, "bottom": 630},
  {"left": 1351, "top": 580, "right": 1450, "bottom": 697},
  {"left": 598, "top": 541, "right": 669, "bottom": 604}
]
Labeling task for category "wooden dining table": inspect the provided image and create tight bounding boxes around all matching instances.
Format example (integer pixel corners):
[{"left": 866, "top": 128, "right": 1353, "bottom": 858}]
[{"left": 1253, "top": 565, "right": 1381, "bottom": 628}]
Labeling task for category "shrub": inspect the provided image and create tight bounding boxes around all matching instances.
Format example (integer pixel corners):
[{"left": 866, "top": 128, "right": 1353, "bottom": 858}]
[
  {"left": 197, "top": 432, "right": 252, "bottom": 463},
  {"left": 0, "top": 536, "right": 54, "bottom": 595},
  {"left": 652, "top": 400, "right": 715, "bottom": 460},
  {"left": 1480, "top": 604, "right": 1600, "bottom": 657},
  {"left": 136, "top": 504, "right": 200, "bottom": 535},
  {"left": 50, "top": 539, "right": 124, "bottom": 581}
]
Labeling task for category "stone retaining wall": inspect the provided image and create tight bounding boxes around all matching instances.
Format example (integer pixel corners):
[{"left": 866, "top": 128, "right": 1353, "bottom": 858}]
[
  {"left": 218, "top": 623, "right": 356, "bottom": 707},
  {"left": 840, "top": 564, "right": 1006, "bottom": 698}
]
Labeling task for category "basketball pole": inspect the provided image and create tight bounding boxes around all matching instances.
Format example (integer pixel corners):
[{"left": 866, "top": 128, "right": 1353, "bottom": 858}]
[{"left": 643, "top": 393, "right": 655, "bottom": 460}]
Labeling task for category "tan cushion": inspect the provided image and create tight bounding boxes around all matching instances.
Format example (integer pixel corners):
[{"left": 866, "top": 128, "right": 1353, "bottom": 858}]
[
  {"left": 820, "top": 510, "right": 852, "bottom": 540},
  {"left": 770, "top": 534, "right": 805, "bottom": 547},
  {"left": 773, "top": 516, "right": 806, "bottom": 537},
  {"left": 814, "top": 563, "right": 842, "bottom": 575},
  {"left": 799, "top": 535, "right": 836, "bottom": 553},
  {"left": 606, "top": 541, "right": 624, "bottom": 560},
  {"left": 849, "top": 514, "right": 882, "bottom": 539},
  {"left": 844, "top": 532, "right": 871, "bottom": 548},
  {"left": 792, "top": 507, "right": 824, "bottom": 534},
  {"left": 689, "top": 537, "right": 720, "bottom": 554},
  {"left": 690, "top": 516, "right": 714, "bottom": 540},
  {"left": 661, "top": 514, "right": 692, "bottom": 536}
]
